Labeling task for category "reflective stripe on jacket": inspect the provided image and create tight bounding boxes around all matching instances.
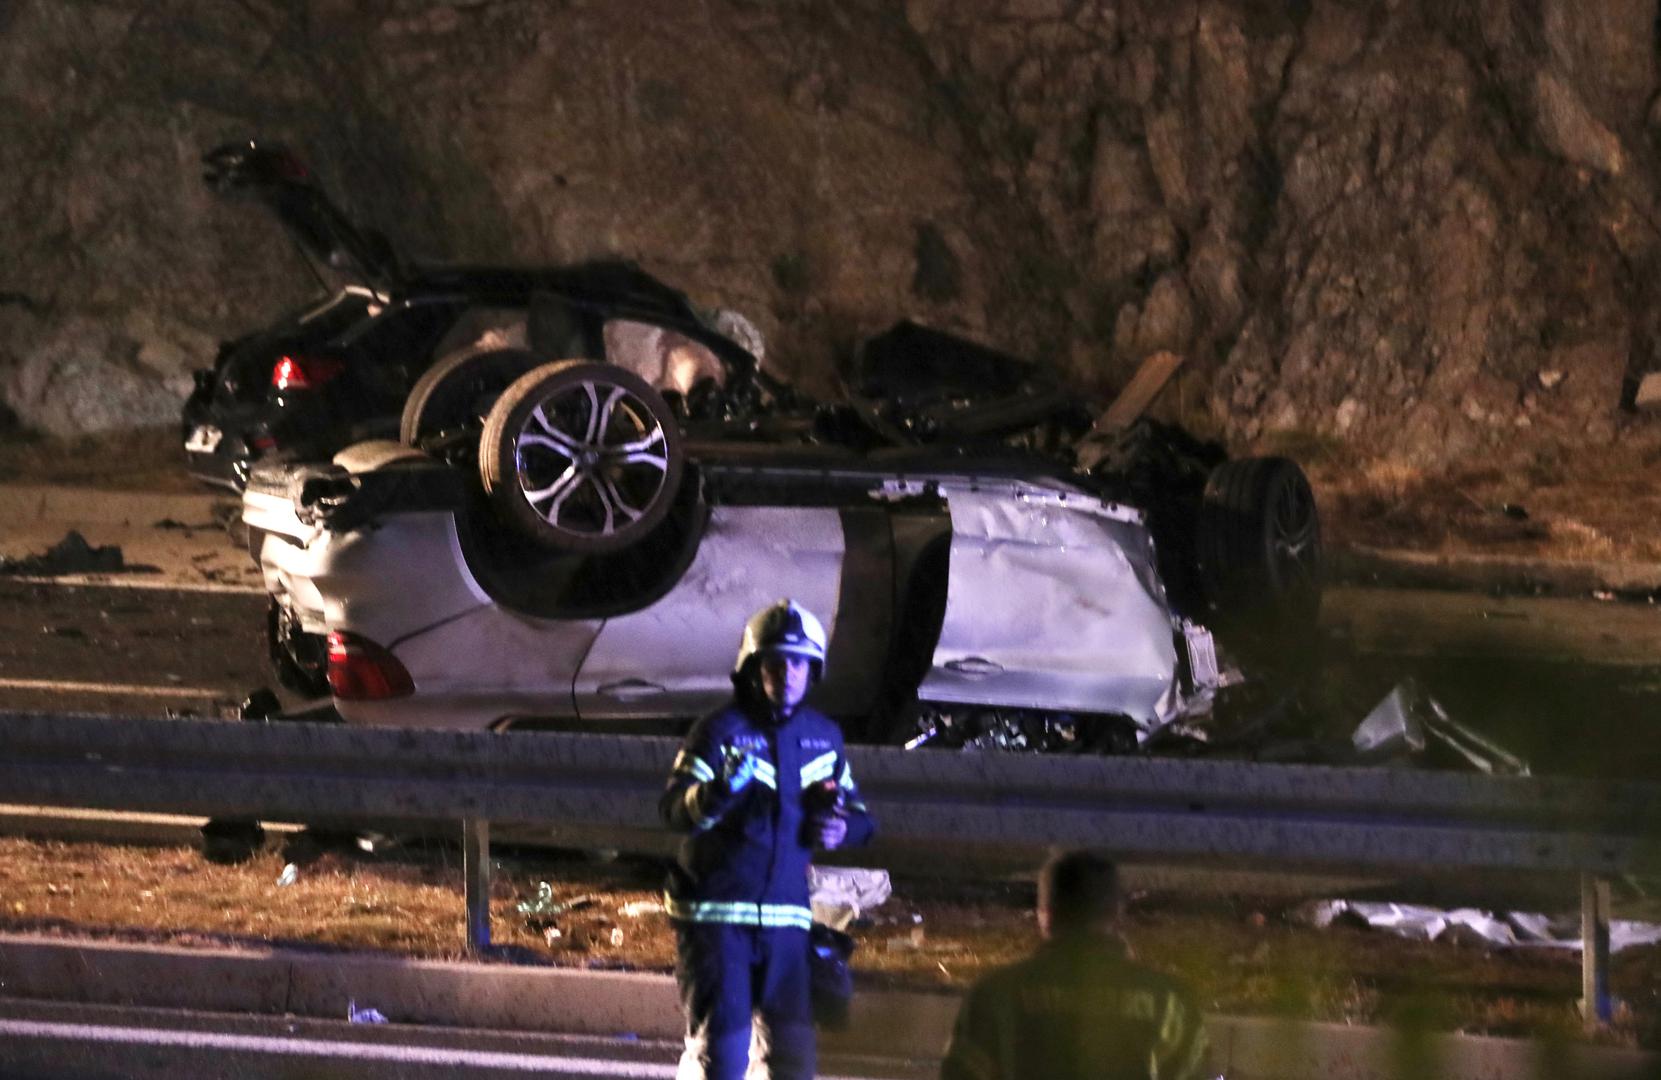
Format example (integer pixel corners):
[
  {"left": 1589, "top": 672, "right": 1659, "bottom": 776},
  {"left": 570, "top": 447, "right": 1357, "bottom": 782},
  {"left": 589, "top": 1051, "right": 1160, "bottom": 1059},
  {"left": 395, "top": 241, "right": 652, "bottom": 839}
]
[{"left": 660, "top": 699, "right": 874, "bottom": 928}]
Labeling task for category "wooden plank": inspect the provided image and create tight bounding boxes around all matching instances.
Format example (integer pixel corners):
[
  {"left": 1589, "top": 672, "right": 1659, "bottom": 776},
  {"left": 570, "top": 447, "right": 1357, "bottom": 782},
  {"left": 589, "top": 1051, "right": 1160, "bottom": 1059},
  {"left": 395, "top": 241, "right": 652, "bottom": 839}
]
[{"left": 1095, "top": 350, "right": 1185, "bottom": 432}]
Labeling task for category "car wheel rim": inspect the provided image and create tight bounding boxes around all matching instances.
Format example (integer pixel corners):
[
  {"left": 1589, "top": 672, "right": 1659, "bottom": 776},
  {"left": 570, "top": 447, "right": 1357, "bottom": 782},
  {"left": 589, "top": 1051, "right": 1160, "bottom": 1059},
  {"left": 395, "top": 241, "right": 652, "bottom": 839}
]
[
  {"left": 1269, "top": 474, "right": 1319, "bottom": 591},
  {"left": 512, "top": 378, "right": 672, "bottom": 539}
]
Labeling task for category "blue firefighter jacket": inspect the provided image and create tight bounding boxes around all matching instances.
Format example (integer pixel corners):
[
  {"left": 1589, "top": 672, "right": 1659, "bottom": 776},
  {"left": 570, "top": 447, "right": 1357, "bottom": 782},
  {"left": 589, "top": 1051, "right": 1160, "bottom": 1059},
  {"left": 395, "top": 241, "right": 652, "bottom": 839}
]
[{"left": 660, "top": 698, "right": 875, "bottom": 930}]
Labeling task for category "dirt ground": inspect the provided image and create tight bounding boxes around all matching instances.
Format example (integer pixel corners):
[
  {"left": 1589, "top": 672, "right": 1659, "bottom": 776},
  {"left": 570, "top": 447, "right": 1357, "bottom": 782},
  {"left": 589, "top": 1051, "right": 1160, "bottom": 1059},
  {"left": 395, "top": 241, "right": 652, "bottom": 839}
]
[
  {"left": 4, "top": 425, "right": 1661, "bottom": 566},
  {"left": 1281, "top": 430, "right": 1661, "bottom": 565},
  {"left": 0, "top": 834, "right": 1655, "bottom": 1050},
  {"left": 0, "top": 427, "right": 203, "bottom": 494}
]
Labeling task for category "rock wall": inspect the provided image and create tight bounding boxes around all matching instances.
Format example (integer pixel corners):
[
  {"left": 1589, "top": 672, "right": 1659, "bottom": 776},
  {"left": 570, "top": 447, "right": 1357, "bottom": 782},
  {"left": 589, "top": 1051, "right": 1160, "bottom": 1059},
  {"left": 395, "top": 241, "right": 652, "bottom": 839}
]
[{"left": 0, "top": 0, "right": 1657, "bottom": 462}]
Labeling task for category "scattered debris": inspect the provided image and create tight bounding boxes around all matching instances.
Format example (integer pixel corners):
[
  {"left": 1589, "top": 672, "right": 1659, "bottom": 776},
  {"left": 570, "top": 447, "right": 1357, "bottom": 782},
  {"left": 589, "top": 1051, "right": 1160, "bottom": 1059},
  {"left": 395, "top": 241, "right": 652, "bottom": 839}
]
[
  {"left": 347, "top": 999, "right": 389, "bottom": 1024},
  {"left": 518, "top": 884, "right": 622, "bottom": 947},
  {"left": 0, "top": 531, "right": 149, "bottom": 576},
  {"left": 617, "top": 899, "right": 665, "bottom": 919},
  {"left": 809, "top": 866, "right": 892, "bottom": 931},
  {"left": 1351, "top": 680, "right": 1528, "bottom": 775},
  {"left": 198, "top": 818, "right": 265, "bottom": 864},
  {"left": 543, "top": 920, "right": 623, "bottom": 950},
  {"left": 885, "top": 912, "right": 926, "bottom": 951},
  {"left": 516, "top": 884, "right": 598, "bottom": 921},
  {"left": 1351, "top": 682, "right": 1426, "bottom": 760},
  {"left": 275, "top": 863, "right": 299, "bottom": 887},
  {"left": 239, "top": 688, "right": 282, "bottom": 721},
  {"left": 1294, "top": 899, "right": 1661, "bottom": 953}
]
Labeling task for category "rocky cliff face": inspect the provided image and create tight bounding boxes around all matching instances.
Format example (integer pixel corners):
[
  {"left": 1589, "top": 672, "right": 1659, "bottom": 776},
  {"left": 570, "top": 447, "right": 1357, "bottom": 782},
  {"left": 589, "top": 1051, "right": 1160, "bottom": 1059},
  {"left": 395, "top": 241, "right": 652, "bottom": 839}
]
[{"left": 1, "top": 0, "right": 1657, "bottom": 464}]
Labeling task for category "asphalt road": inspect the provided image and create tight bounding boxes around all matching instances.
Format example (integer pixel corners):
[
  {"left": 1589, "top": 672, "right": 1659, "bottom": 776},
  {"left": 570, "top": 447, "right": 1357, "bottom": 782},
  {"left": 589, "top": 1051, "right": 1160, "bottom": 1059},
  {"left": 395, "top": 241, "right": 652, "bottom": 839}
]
[
  {"left": 0, "top": 577, "right": 267, "bottom": 720},
  {"left": 0, "top": 998, "right": 933, "bottom": 1080}
]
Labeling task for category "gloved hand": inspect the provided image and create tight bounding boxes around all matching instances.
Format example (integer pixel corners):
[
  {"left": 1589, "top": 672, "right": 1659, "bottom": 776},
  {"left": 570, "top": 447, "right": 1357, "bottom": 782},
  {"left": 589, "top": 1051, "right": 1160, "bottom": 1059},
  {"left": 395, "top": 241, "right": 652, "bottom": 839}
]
[
  {"left": 722, "top": 749, "right": 761, "bottom": 793},
  {"left": 811, "top": 811, "right": 848, "bottom": 850},
  {"left": 804, "top": 780, "right": 847, "bottom": 850}
]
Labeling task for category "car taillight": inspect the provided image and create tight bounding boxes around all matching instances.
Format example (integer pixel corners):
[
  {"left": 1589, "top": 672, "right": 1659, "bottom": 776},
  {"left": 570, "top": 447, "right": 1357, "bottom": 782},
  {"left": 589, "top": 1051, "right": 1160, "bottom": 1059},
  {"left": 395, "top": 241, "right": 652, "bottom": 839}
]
[
  {"left": 272, "top": 354, "right": 346, "bottom": 390},
  {"left": 326, "top": 631, "right": 414, "bottom": 701}
]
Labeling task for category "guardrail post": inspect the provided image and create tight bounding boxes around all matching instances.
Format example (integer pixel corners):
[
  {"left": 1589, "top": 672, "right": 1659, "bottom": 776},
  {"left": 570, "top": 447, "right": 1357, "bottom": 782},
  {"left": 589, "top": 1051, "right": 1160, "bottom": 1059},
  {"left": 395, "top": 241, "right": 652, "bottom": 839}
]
[
  {"left": 463, "top": 818, "right": 491, "bottom": 953},
  {"left": 1581, "top": 872, "right": 1611, "bottom": 1028}
]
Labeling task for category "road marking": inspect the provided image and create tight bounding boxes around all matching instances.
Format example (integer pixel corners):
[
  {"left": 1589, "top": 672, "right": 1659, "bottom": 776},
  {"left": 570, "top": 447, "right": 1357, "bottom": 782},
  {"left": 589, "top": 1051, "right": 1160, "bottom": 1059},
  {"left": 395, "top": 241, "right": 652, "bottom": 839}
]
[
  {"left": 0, "top": 677, "right": 228, "bottom": 699},
  {"left": 2, "top": 572, "right": 265, "bottom": 595},
  {"left": 0, "top": 1018, "right": 678, "bottom": 1075},
  {"left": 0, "top": 1018, "right": 877, "bottom": 1078}
]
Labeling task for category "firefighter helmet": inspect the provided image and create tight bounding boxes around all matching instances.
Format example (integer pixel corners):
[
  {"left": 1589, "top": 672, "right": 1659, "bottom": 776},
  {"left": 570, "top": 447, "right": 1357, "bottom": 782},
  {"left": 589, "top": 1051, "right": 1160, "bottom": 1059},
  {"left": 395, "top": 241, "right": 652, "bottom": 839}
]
[{"left": 735, "top": 599, "right": 827, "bottom": 681}]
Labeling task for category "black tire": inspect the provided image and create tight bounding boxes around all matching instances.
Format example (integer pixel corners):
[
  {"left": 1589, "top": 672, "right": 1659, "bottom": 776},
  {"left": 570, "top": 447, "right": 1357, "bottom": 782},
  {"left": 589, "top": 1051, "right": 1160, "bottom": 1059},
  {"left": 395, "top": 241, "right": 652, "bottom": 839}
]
[
  {"left": 479, "top": 360, "right": 685, "bottom": 553},
  {"left": 399, "top": 346, "right": 545, "bottom": 449},
  {"left": 1195, "top": 456, "right": 1322, "bottom": 636}
]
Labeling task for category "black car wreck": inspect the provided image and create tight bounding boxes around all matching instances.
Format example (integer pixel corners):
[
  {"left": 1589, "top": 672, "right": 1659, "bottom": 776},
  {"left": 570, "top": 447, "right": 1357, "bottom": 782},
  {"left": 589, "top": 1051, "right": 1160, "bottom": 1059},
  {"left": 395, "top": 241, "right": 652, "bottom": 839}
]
[{"left": 181, "top": 140, "right": 764, "bottom": 490}]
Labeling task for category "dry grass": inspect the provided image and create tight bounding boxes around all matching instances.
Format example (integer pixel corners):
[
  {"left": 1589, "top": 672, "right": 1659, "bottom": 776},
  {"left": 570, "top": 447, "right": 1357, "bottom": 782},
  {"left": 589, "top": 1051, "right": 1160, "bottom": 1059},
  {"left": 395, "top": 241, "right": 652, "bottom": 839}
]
[{"left": 0, "top": 835, "right": 1654, "bottom": 1048}]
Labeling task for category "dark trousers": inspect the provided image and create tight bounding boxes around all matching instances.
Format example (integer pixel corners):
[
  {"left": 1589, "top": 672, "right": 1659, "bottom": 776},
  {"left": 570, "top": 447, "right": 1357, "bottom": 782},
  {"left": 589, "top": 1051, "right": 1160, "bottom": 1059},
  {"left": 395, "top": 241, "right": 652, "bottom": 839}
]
[{"left": 674, "top": 921, "right": 814, "bottom": 1080}]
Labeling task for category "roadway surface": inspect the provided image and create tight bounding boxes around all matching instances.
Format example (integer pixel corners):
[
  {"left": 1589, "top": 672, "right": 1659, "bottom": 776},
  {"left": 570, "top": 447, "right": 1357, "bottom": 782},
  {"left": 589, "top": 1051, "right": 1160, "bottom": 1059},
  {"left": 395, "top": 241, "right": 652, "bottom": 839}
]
[{"left": 0, "top": 998, "right": 932, "bottom": 1080}]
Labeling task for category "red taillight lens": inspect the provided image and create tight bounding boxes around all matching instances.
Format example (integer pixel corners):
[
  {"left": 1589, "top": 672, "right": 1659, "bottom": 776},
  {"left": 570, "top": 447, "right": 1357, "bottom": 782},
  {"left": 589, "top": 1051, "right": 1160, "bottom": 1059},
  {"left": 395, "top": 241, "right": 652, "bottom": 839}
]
[
  {"left": 326, "top": 631, "right": 414, "bottom": 701},
  {"left": 272, "top": 354, "right": 346, "bottom": 391}
]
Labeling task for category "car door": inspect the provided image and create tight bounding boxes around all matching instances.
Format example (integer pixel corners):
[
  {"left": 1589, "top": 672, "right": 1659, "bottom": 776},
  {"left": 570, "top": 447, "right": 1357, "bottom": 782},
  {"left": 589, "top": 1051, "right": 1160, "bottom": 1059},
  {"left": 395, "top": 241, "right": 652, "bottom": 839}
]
[
  {"left": 572, "top": 504, "right": 851, "bottom": 721},
  {"left": 916, "top": 484, "right": 1180, "bottom": 727}
]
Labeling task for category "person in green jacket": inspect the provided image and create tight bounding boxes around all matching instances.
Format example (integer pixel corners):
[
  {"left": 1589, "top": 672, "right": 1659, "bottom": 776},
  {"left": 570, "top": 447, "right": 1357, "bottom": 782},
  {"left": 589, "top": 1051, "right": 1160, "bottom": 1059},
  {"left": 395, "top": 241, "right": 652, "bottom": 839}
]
[{"left": 941, "top": 850, "right": 1209, "bottom": 1080}]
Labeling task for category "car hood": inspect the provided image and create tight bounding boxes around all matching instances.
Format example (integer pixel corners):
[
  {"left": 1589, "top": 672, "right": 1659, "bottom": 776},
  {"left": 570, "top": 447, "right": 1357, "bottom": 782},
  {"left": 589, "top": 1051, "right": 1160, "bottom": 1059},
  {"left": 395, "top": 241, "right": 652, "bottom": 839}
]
[{"left": 203, "top": 140, "right": 404, "bottom": 294}]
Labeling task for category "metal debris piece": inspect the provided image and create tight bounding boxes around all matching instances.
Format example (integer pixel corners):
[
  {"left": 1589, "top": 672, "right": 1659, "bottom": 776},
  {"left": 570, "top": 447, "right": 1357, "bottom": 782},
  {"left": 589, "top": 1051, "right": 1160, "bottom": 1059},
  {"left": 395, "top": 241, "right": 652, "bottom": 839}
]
[
  {"left": 1351, "top": 683, "right": 1426, "bottom": 759},
  {"left": 618, "top": 900, "right": 666, "bottom": 918},
  {"left": 516, "top": 884, "right": 598, "bottom": 920},
  {"left": 1352, "top": 679, "right": 1528, "bottom": 775}
]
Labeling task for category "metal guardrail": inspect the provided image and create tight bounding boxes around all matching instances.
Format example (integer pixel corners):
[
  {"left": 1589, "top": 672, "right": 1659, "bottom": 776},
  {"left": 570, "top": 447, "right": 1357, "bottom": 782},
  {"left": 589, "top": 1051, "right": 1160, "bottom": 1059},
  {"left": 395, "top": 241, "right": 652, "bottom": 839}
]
[
  {"left": 1, "top": 711, "right": 1656, "bottom": 873},
  {"left": 1, "top": 710, "right": 1655, "bottom": 1024}
]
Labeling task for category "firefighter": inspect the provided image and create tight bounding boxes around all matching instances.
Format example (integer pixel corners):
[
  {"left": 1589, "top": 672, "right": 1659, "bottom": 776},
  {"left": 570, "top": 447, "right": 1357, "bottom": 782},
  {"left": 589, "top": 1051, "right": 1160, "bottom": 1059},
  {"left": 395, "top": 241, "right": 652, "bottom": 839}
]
[
  {"left": 661, "top": 599, "right": 876, "bottom": 1080},
  {"left": 940, "top": 850, "right": 1209, "bottom": 1080}
]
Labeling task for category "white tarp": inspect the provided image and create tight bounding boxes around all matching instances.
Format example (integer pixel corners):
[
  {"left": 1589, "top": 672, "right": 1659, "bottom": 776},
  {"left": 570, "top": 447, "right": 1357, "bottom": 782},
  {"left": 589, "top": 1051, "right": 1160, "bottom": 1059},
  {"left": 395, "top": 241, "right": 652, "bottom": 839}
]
[
  {"left": 809, "top": 866, "right": 893, "bottom": 930},
  {"left": 1295, "top": 899, "right": 1661, "bottom": 953}
]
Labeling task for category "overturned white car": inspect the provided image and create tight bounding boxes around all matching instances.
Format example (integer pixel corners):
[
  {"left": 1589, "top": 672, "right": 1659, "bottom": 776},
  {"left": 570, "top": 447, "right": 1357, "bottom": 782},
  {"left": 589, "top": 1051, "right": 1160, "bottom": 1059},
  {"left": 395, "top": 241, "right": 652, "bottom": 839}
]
[{"left": 241, "top": 320, "right": 1322, "bottom": 752}]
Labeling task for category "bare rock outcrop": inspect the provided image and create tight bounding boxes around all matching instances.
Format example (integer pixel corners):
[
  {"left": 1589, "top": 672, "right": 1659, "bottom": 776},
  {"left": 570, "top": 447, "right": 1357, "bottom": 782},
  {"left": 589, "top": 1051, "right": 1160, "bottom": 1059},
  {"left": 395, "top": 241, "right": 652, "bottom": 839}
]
[{"left": 0, "top": 0, "right": 1657, "bottom": 469}]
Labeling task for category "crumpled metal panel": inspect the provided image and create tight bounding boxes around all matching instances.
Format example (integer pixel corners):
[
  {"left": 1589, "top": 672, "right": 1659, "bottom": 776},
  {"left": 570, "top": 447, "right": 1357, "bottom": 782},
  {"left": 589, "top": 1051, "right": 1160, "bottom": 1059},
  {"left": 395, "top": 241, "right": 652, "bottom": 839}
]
[
  {"left": 917, "top": 488, "right": 1179, "bottom": 727},
  {"left": 574, "top": 505, "right": 846, "bottom": 719}
]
